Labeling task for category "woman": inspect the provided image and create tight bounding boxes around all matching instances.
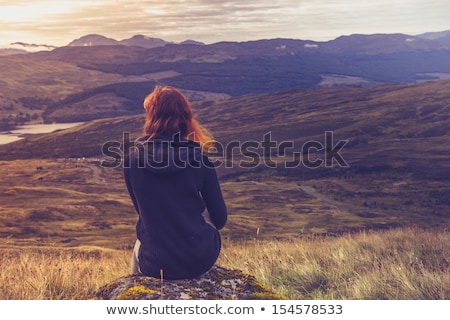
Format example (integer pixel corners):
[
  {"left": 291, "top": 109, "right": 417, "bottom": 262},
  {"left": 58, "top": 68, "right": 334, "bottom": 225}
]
[{"left": 123, "top": 85, "right": 227, "bottom": 280}]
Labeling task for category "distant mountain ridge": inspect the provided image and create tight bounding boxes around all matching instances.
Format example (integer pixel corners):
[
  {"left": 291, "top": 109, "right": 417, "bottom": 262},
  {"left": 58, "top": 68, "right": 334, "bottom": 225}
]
[
  {"left": 2, "top": 29, "right": 450, "bottom": 54},
  {"left": 67, "top": 34, "right": 174, "bottom": 48},
  {"left": 416, "top": 30, "right": 450, "bottom": 45},
  {"left": 64, "top": 31, "right": 450, "bottom": 54},
  {"left": 67, "top": 34, "right": 119, "bottom": 46},
  {"left": 26, "top": 31, "right": 450, "bottom": 97}
]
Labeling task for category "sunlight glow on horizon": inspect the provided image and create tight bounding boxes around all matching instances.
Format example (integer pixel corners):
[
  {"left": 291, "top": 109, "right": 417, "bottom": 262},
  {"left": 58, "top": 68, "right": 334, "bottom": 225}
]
[
  {"left": 0, "top": 0, "right": 449, "bottom": 47},
  {"left": 0, "top": 2, "right": 88, "bottom": 22}
]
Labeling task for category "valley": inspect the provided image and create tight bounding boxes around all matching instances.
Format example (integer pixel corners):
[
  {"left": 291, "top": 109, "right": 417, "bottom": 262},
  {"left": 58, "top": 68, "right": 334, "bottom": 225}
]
[
  {"left": 1, "top": 79, "right": 449, "bottom": 249},
  {"left": 0, "top": 32, "right": 449, "bottom": 250}
]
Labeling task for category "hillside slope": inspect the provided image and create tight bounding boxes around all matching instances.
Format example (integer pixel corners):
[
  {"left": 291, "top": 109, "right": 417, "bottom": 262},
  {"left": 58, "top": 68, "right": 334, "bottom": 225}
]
[
  {"left": 2, "top": 79, "right": 449, "bottom": 173},
  {"left": 1, "top": 80, "right": 449, "bottom": 241}
]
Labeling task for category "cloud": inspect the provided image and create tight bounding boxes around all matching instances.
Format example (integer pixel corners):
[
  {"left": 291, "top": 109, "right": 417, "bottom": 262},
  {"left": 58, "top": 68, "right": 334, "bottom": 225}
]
[
  {"left": 0, "top": 0, "right": 304, "bottom": 45},
  {"left": 0, "top": 0, "right": 449, "bottom": 46},
  {"left": 49, "top": 0, "right": 302, "bottom": 43}
]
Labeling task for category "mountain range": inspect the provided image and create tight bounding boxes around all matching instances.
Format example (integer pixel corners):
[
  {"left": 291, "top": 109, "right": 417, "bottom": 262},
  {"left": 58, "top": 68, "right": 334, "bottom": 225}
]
[
  {"left": 1, "top": 30, "right": 450, "bottom": 128},
  {"left": 0, "top": 34, "right": 203, "bottom": 55},
  {"left": 2, "top": 29, "right": 450, "bottom": 54}
]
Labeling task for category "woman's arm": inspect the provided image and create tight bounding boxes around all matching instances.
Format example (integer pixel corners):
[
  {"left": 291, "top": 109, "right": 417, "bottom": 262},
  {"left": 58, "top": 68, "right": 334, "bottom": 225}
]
[
  {"left": 123, "top": 166, "right": 141, "bottom": 215},
  {"left": 201, "top": 166, "right": 227, "bottom": 230}
]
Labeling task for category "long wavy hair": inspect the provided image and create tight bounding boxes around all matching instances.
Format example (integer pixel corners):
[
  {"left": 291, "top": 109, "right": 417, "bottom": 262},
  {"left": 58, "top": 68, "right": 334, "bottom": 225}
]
[{"left": 142, "top": 86, "right": 213, "bottom": 149}]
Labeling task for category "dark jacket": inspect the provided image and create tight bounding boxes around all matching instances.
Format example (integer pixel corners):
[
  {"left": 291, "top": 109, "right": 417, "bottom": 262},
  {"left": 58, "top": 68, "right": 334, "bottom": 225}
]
[{"left": 123, "top": 136, "right": 227, "bottom": 279}]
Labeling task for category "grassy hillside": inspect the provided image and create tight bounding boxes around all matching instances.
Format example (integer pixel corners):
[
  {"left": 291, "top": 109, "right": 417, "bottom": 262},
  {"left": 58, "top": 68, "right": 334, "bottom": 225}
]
[
  {"left": 41, "top": 82, "right": 230, "bottom": 123},
  {"left": 3, "top": 79, "right": 450, "bottom": 163},
  {"left": 0, "top": 80, "right": 449, "bottom": 247},
  {"left": 0, "top": 55, "right": 150, "bottom": 115},
  {"left": 1, "top": 228, "right": 448, "bottom": 299}
]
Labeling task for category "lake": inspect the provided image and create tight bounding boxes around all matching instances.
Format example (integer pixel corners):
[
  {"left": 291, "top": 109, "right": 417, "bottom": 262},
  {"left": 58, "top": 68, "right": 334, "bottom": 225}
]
[{"left": 0, "top": 122, "right": 84, "bottom": 145}]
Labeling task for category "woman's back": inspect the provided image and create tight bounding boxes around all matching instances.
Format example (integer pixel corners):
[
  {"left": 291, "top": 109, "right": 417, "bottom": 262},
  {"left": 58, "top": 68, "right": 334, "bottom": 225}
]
[{"left": 124, "top": 86, "right": 227, "bottom": 279}]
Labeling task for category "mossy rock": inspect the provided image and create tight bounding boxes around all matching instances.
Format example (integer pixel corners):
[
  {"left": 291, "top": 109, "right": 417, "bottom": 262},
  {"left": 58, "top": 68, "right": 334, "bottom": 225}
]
[{"left": 95, "top": 266, "right": 286, "bottom": 300}]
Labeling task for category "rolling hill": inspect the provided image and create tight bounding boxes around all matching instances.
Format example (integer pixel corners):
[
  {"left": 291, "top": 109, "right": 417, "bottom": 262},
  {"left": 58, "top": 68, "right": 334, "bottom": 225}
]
[
  {"left": 0, "top": 80, "right": 449, "bottom": 246},
  {"left": 2, "top": 31, "right": 450, "bottom": 129},
  {"left": 2, "top": 79, "right": 449, "bottom": 168}
]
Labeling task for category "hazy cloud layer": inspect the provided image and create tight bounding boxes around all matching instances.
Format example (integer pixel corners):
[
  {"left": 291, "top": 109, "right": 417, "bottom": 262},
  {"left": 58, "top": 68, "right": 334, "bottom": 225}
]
[{"left": 0, "top": 0, "right": 449, "bottom": 46}]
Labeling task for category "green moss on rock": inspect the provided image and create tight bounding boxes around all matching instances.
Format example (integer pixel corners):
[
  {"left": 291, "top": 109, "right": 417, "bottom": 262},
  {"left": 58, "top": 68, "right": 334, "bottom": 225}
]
[{"left": 117, "top": 285, "right": 158, "bottom": 300}]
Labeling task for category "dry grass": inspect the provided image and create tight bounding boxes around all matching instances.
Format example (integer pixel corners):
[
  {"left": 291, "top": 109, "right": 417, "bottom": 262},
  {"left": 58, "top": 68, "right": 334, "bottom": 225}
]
[
  {"left": 0, "top": 227, "right": 448, "bottom": 300},
  {"left": 219, "top": 227, "right": 450, "bottom": 299},
  {"left": 0, "top": 246, "right": 129, "bottom": 300}
]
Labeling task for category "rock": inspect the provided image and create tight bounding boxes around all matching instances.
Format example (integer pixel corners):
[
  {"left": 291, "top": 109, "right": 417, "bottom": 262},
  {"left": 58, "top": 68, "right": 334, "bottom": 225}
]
[{"left": 95, "top": 266, "right": 286, "bottom": 300}]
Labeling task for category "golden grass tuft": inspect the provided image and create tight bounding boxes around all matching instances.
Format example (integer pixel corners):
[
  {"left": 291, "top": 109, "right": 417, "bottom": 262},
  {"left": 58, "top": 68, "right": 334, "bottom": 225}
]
[
  {"left": 0, "top": 227, "right": 448, "bottom": 300},
  {"left": 0, "top": 246, "right": 129, "bottom": 300}
]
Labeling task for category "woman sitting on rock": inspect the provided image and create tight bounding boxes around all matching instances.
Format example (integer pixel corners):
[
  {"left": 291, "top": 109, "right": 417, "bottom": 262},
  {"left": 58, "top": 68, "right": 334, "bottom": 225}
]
[{"left": 124, "top": 85, "right": 228, "bottom": 280}]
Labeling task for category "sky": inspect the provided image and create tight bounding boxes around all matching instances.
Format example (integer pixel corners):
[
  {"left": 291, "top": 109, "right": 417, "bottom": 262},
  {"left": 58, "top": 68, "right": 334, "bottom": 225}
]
[{"left": 0, "top": 0, "right": 449, "bottom": 47}]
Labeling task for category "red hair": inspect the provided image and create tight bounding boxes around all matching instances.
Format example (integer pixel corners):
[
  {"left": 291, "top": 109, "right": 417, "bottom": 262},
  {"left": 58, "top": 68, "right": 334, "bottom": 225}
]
[{"left": 143, "top": 86, "right": 213, "bottom": 148}]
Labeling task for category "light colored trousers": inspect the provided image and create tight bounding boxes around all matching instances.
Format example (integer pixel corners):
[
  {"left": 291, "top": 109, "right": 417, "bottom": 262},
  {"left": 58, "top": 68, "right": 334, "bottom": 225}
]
[
  {"left": 130, "top": 208, "right": 215, "bottom": 274},
  {"left": 131, "top": 238, "right": 142, "bottom": 274}
]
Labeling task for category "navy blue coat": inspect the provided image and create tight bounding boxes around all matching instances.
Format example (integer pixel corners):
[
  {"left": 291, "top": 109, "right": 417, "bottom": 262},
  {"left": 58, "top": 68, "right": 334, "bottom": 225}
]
[{"left": 123, "top": 136, "right": 227, "bottom": 279}]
